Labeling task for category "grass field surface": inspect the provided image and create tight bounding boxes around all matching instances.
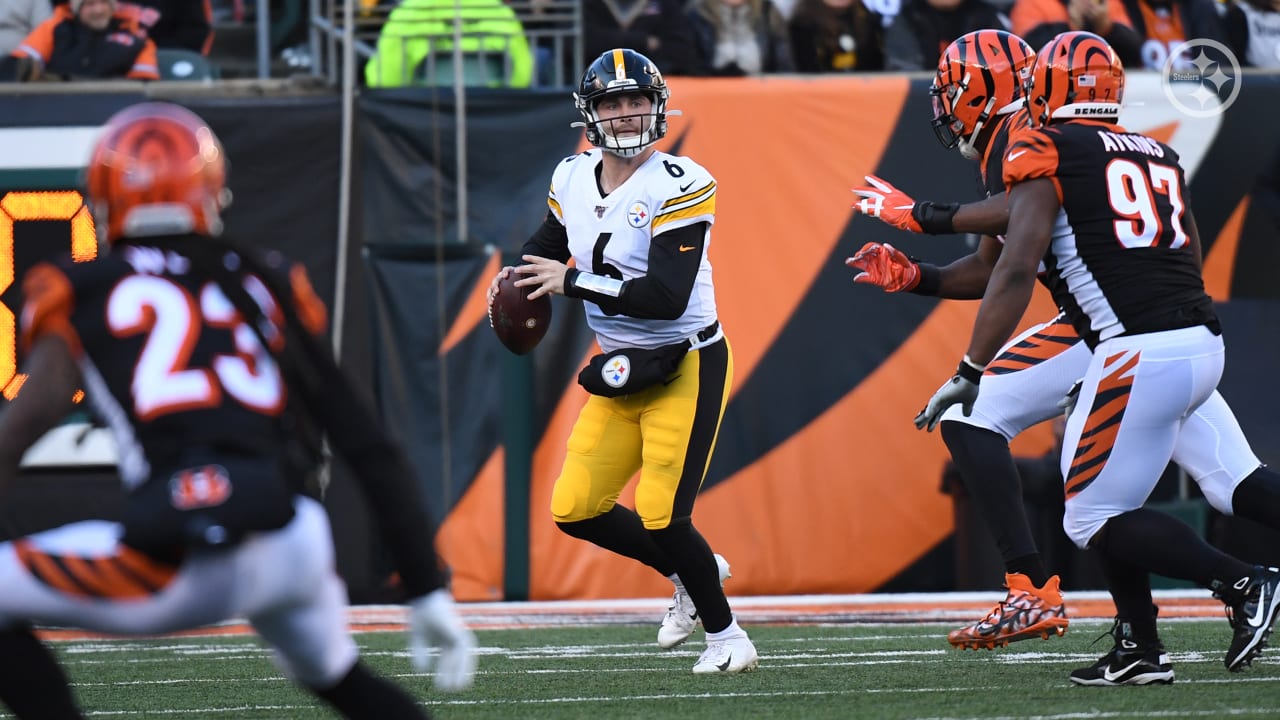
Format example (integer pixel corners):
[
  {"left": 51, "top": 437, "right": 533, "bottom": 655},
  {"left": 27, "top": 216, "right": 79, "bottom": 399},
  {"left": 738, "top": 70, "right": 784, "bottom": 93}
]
[{"left": 22, "top": 591, "right": 1280, "bottom": 719}]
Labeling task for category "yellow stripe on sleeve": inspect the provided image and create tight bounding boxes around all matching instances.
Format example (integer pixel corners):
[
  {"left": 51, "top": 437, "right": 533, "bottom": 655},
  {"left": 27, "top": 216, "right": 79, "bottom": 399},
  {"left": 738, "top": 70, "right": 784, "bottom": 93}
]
[
  {"left": 652, "top": 196, "right": 715, "bottom": 231},
  {"left": 661, "top": 181, "right": 716, "bottom": 210}
]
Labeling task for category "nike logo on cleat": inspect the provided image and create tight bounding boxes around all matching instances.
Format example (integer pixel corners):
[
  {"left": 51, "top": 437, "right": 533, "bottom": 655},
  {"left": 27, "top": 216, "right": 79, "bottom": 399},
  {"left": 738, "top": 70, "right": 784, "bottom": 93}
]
[
  {"left": 717, "top": 654, "right": 731, "bottom": 671},
  {"left": 1248, "top": 586, "right": 1268, "bottom": 627},
  {"left": 1103, "top": 659, "right": 1145, "bottom": 682}
]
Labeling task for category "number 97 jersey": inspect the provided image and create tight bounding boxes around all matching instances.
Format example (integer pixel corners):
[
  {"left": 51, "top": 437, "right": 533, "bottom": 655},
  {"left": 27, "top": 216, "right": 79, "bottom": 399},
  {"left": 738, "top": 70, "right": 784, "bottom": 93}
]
[{"left": 1003, "top": 121, "right": 1216, "bottom": 349}]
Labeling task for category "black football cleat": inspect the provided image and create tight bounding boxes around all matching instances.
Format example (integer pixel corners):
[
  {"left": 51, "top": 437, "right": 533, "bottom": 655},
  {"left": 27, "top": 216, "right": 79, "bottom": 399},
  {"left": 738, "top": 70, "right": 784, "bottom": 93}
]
[{"left": 1070, "top": 617, "right": 1173, "bottom": 686}]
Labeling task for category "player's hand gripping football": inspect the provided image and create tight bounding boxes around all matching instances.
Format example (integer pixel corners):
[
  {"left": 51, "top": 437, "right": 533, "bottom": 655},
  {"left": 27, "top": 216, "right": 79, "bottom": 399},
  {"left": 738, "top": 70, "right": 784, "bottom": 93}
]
[
  {"left": 914, "top": 358, "right": 983, "bottom": 432},
  {"left": 486, "top": 266, "right": 513, "bottom": 328},
  {"left": 850, "top": 175, "right": 923, "bottom": 233},
  {"left": 409, "top": 588, "right": 478, "bottom": 692},
  {"left": 845, "top": 242, "right": 921, "bottom": 292}
]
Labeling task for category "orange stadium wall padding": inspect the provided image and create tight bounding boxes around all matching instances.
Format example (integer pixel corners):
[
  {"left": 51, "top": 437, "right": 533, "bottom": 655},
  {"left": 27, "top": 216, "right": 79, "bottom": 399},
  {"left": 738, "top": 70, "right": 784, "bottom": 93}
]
[{"left": 357, "top": 74, "right": 1280, "bottom": 601}]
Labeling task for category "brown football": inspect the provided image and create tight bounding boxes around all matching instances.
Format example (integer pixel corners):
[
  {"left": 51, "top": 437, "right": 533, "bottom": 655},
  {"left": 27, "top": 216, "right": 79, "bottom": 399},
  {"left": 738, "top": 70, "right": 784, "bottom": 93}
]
[{"left": 490, "top": 272, "right": 552, "bottom": 355}]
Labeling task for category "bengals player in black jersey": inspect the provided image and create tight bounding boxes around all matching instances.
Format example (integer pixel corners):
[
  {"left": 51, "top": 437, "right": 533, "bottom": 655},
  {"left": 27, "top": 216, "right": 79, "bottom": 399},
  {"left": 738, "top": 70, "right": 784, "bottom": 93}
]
[
  {"left": 917, "top": 31, "right": 1280, "bottom": 685},
  {"left": 847, "top": 29, "right": 1075, "bottom": 651},
  {"left": 847, "top": 28, "right": 1280, "bottom": 663},
  {"left": 0, "top": 102, "right": 475, "bottom": 718}
]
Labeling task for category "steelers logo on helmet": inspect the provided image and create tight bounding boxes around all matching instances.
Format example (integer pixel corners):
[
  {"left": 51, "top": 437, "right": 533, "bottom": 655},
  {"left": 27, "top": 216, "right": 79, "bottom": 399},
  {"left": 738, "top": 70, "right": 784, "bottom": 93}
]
[
  {"left": 930, "top": 30, "right": 1035, "bottom": 160},
  {"left": 572, "top": 48, "right": 674, "bottom": 158}
]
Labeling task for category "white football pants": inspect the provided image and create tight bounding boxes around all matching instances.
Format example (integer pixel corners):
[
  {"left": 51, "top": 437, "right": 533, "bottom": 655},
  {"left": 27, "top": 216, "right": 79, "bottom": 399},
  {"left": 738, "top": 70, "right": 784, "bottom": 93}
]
[{"left": 0, "top": 496, "right": 358, "bottom": 688}]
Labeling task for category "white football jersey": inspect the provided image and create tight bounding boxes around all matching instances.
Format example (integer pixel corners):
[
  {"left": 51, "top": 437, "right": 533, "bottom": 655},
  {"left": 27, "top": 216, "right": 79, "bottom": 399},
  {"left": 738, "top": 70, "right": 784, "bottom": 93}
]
[{"left": 548, "top": 150, "right": 718, "bottom": 352}]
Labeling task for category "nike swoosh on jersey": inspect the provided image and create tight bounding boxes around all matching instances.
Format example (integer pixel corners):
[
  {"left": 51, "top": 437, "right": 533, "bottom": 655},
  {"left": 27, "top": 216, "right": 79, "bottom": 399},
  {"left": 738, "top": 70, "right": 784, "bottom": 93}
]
[
  {"left": 1102, "top": 658, "right": 1146, "bottom": 682},
  {"left": 679, "top": 245, "right": 697, "bottom": 252},
  {"left": 679, "top": 180, "right": 695, "bottom": 192},
  {"left": 1007, "top": 150, "right": 1028, "bottom": 162}
]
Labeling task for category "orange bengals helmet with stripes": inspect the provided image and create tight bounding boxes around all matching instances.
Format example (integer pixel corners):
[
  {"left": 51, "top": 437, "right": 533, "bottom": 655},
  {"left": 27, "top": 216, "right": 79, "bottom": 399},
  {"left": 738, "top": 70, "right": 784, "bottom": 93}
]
[
  {"left": 85, "top": 102, "right": 230, "bottom": 244},
  {"left": 1027, "top": 31, "right": 1124, "bottom": 127},
  {"left": 930, "top": 29, "right": 1035, "bottom": 159}
]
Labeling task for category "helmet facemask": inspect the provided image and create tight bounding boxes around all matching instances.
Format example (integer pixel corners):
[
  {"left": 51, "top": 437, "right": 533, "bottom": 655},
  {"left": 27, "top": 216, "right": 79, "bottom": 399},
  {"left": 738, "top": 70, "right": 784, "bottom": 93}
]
[
  {"left": 574, "top": 88, "right": 668, "bottom": 158},
  {"left": 931, "top": 30, "right": 1036, "bottom": 159},
  {"left": 930, "top": 73, "right": 999, "bottom": 161}
]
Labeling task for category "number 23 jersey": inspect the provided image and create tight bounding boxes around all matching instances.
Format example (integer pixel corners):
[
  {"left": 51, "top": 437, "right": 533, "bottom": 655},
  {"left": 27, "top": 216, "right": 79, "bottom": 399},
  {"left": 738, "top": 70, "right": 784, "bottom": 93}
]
[
  {"left": 549, "top": 150, "right": 718, "bottom": 352},
  {"left": 19, "top": 241, "right": 328, "bottom": 488}
]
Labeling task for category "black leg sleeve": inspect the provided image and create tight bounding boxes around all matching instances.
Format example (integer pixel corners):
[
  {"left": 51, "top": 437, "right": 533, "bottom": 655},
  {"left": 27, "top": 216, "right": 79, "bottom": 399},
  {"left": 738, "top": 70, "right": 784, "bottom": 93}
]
[
  {"left": 649, "top": 518, "right": 732, "bottom": 633},
  {"left": 0, "top": 626, "right": 82, "bottom": 720},
  {"left": 313, "top": 661, "right": 429, "bottom": 719},
  {"left": 940, "top": 420, "right": 1047, "bottom": 583},
  {"left": 1231, "top": 465, "right": 1280, "bottom": 528},
  {"left": 1095, "top": 509, "right": 1253, "bottom": 590},
  {"left": 556, "top": 505, "right": 677, "bottom": 576},
  {"left": 1088, "top": 533, "right": 1160, "bottom": 644}
]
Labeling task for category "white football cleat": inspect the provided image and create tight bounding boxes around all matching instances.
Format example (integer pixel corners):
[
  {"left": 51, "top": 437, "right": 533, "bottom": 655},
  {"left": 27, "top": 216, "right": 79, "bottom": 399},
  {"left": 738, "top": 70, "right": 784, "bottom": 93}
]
[
  {"left": 692, "top": 632, "right": 759, "bottom": 674},
  {"left": 657, "top": 553, "right": 732, "bottom": 649}
]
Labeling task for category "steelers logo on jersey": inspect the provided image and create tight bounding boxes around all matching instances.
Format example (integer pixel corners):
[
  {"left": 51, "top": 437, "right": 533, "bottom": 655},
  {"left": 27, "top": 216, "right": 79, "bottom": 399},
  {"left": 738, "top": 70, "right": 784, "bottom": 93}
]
[{"left": 627, "top": 202, "right": 650, "bottom": 228}]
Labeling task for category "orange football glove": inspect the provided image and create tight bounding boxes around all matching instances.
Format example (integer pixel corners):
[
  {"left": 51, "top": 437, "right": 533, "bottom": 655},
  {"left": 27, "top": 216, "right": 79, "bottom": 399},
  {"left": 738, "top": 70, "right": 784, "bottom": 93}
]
[
  {"left": 845, "top": 242, "right": 921, "bottom": 293},
  {"left": 850, "top": 175, "right": 924, "bottom": 233}
]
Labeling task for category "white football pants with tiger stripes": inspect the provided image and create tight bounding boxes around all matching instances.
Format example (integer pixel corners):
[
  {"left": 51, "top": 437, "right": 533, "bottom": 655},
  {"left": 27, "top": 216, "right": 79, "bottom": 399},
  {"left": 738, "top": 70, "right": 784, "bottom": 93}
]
[
  {"left": 943, "top": 314, "right": 1258, "bottom": 538},
  {"left": 0, "top": 496, "right": 358, "bottom": 688}
]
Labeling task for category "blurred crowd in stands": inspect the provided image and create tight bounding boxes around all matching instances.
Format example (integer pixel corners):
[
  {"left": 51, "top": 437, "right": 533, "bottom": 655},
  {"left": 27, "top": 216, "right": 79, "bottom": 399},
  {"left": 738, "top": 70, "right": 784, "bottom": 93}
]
[{"left": 0, "top": 0, "right": 1277, "bottom": 83}]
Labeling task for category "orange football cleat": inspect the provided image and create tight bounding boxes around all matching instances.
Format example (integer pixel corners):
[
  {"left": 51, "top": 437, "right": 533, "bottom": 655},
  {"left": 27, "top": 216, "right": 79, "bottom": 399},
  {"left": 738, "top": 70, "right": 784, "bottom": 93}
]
[{"left": 949, "top": 573, "right": 1069, "bottom": 650}]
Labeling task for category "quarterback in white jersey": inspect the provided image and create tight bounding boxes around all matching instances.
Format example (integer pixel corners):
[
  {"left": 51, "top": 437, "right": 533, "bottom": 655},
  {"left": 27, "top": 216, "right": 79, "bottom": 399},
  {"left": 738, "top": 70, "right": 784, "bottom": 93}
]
[
  {"left": 548, "top": 148, "right": 718, "bottom": 352},
  {"left": 487, "top": 48, "right": 757, "bottom": 675}
]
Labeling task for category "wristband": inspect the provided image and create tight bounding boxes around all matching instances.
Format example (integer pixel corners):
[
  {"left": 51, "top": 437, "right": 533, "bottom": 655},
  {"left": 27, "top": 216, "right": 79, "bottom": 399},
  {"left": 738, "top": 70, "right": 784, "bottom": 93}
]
[
  {"left": 957, "top": 355, "right": 984, "bottom": 384},
  {"left": 567, "top": 268, "right": 624, "bottom": 298},
  {"left": 912, "top": 201, "right": 961, "bottom": 235},
  {"left": 907, "top": 263, "right": 941, "bottom": 296},
  {"left": 563, "top": 268, "right": 582, "bottom": 298}
]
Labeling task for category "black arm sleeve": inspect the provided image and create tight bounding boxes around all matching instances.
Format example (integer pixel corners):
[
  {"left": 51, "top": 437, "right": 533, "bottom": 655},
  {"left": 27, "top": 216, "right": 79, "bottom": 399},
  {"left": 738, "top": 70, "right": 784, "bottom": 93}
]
[
  {"left": 289, "top": 331, "right": 447, "bottom": 598},
  {"left": 565, "top": 222, "right": 706, "bottom": 320},
  {"left": 520, "top": 210, "right": 571, "bottom": 263}
]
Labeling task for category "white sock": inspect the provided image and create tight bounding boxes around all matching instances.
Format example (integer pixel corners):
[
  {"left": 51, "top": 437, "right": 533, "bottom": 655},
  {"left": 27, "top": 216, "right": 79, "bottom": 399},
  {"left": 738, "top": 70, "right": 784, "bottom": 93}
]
[
  {"left": 706, "top": 616, "right": 745, "bottom": 641},
  {"left": 668, "top": 574, "right": 686, "bottom": 595}
]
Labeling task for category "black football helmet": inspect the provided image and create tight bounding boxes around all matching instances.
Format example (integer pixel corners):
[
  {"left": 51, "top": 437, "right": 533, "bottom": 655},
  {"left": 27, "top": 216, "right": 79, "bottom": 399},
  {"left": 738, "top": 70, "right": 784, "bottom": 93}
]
[{"left": 573, "top": 48, "right": 670, "bottom": 157}]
